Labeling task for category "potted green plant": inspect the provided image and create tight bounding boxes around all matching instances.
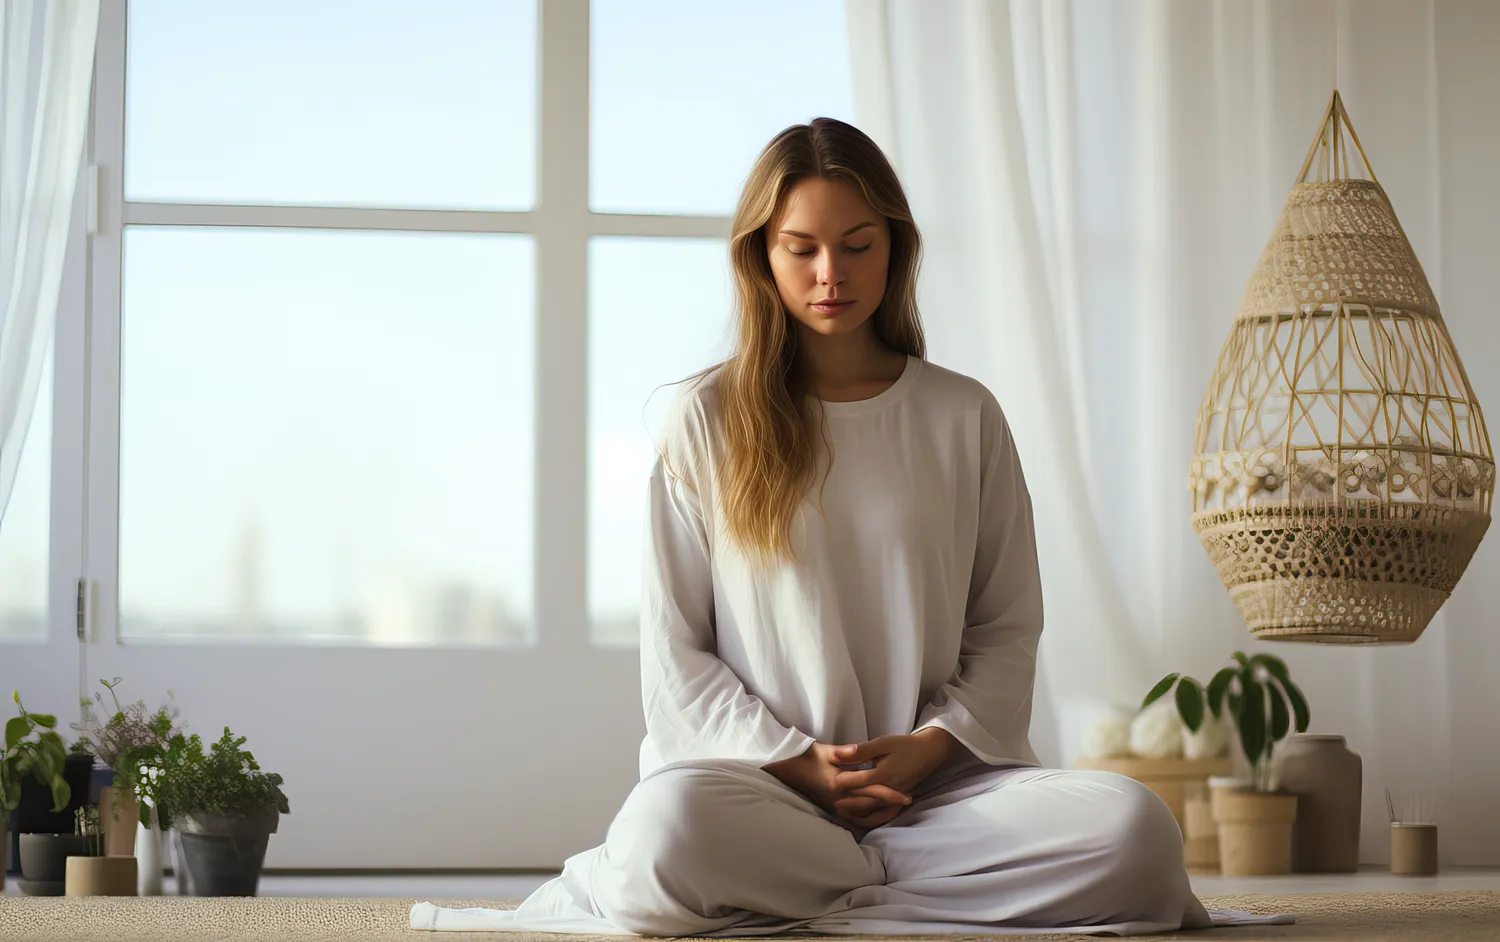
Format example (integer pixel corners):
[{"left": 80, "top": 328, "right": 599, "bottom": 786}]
[
  {"left": 148, "top": 727, "right": 288, "bottom": 896},
  {"left": 3, "top": 692, "right": 77, "bottom": 895},
  {"left": 62, "top": 805, "right": 137, "bottom": 896},
  {"left": 1145, "top": 651, "right": 1311, "bottom": 875},
  {"left": 70, "top": 678, "right": 183, "bottom": 857}
]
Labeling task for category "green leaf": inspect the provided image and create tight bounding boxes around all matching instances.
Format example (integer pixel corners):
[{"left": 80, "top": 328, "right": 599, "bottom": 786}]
[
  {"left": 1250, "top": 652, "right": 1290, "bottom": 683},
  {"left": 1206, "top": 668, "right": 1236, "bottom": 718},
  {"left": 30, "top": 714, "right": 56, "bottom": 729},
  {"left": 1232, "top": 651, "right": 1251, "bottom": 669},
  {"left": 1237, "top": 677, "right": 1266, "bottom": 767},
  {"left": 1268, "top": 683, "right": 1291, "bottom": 741},
  {"left": 1284, "top": 680, "right": 1310, "bottom": 732},
  {"left": 5, "top": 716, "right": 27, "bottom": 751},
  {"left": 1176, "top": 676, "right": 1205, "bottom": 732},
  {"left": 1, "top": 778, "right": 19, "bottom": 816},
  {"left": 1142, "top": 674, "right": 1179, "bottom": 710},
  {"left": 48, "top": 776, "right": 70, "bottom": 813},
  {"left": 33, "top": 747, "right": 56, "bottom": 786}
]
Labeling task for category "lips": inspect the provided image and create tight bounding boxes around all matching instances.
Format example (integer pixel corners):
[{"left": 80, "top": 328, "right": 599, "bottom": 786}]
[{"left": 812, "top": 300, "right": 855, "bottom": 314}]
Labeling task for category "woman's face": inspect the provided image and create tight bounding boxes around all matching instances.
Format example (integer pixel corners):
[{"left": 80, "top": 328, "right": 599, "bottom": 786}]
[{"left": 766, "top": 176, "right": 891, "bottom": 339}]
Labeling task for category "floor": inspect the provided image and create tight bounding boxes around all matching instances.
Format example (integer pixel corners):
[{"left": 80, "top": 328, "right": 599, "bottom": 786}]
[
  {"left": 8, "top": 867, "right": 1499, "bottom": 899},
  {"left": 139, "top": 868, "right": 1500, "bottom": 899}
]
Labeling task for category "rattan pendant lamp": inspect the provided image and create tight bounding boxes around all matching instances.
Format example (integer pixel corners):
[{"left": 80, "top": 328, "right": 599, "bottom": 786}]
[{"left": 1189, "top": 88, "right": 1494, "bottom": 644}]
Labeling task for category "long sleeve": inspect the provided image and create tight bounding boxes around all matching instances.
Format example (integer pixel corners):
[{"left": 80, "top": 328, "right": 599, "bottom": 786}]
[
  {"left": 637, "top": 403, "right": 816, "bottom": 773},
  {"left": 913, "top": 392, "right": 1044, "bottom": 766}
]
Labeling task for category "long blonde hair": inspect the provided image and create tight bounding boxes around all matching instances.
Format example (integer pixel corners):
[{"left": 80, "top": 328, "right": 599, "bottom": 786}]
[{"left": 713, "top": 117, "right": 925, "bottom": 563}]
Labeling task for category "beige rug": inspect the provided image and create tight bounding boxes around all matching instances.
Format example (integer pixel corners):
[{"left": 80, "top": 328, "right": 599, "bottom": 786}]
[{"left": 0, "top": 893, "right": 1494, "bottom": 941}]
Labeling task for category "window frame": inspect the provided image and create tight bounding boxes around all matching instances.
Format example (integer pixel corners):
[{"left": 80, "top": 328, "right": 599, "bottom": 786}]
[{"left": 85, "top": 0, "right": 731, "bottom": 651}]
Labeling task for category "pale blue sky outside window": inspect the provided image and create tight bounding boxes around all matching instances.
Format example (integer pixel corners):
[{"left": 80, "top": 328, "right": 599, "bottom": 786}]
[
  {"left": 118, "top": 228, "right": 535, "bottom": 645},
  {"left": 123, "top": 0, "right": 538, "bottom": 210},
  {"left": 590, "top": 0, "right": 854, "bottom": 215},
  {"left": 0, "top": 0, "right": 852, "bottom": 647}
]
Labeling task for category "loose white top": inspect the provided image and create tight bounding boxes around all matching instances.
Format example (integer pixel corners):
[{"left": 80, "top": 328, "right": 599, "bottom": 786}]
[{"left": 638, "top": 355, "right": 1044, "bottom": 780}]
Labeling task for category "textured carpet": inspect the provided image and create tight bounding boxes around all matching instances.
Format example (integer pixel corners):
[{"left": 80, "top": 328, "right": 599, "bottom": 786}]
[{"left": 0, "top": 893, "right": 1495, "bottom": 941}]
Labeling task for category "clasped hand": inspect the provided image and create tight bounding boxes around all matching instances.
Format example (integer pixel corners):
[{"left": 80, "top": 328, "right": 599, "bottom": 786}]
[{"left": 763, "top": 729, "right": 955, "bottom": 829}]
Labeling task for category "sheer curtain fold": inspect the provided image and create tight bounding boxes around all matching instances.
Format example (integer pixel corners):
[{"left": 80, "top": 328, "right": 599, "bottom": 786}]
[
  {"left": 0, "top": 0, "right": 99, "bottom": 527},
  {"left": 847, "top": 0, "right": 1500, "bottom": 864}
]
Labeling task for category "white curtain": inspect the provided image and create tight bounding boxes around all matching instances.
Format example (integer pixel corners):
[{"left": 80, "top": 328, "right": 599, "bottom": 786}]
[
  {"left": 848, "top": 0, "right": 1500, "bottom": 867},
  {"left": 0, "top": 0, "right": 99, "bottom": 527}
]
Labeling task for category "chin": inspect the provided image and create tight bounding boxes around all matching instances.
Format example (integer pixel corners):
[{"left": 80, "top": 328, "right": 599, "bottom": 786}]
[{"left": 798, "top": 308, "right": 876, "bottom": 336}]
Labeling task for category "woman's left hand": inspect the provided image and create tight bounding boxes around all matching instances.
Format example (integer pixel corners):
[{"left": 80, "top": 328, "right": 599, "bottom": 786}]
[{"left": 829, "top": 729, "right": 957, "bottom": 824}]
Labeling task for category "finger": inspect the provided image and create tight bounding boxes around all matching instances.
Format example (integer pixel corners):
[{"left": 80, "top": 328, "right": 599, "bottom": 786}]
[
  {"left": 834, "top": 737, "right": 894, "bottom": 763},
  {"left": 832, "top": 768, "right": 884, "bottom": 791},
  {"left": 850, "top": 784, "right": 912, "bottom": 805},
  {"left": 846, "top": 804, "right": 904, "bottom": 829},
  {"left": 833, "top": 796, "right": 885, "bottom": 816}
]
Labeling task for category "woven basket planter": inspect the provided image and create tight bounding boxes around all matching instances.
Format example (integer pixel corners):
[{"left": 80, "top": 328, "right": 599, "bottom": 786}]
[{"left": 1190, "top": 91, "right": 1494, "bottom": 644}]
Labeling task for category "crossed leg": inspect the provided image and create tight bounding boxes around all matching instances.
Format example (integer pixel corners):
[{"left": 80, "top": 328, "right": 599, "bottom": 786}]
[{"left": 587, "top": 760, "right": 1209, "bottom": 937}]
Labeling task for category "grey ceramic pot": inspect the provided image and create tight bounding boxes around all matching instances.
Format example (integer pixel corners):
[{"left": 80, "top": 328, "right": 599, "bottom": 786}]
[
  {"left": 18, "top": 833, "right": 90, "bottom": 895},
  {"left": 175, "top": 807, "right": 280, "bottom": 897}
]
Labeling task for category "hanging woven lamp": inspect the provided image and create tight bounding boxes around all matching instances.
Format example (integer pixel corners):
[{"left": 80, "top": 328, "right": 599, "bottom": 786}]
[{"left": 1190, "top": 90, "right": 1494, "bottom": 644}]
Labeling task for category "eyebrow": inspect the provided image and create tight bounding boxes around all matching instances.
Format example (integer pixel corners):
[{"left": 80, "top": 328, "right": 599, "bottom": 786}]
[{"left": 778, "top": 222, "right": 877, "bottom": 239}]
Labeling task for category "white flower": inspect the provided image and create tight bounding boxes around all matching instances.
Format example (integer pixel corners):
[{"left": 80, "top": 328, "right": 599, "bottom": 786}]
[
  {"left": 1182, "top": 710, "right": 1231, "bottom": 759},
  {"left": 1130, "top": 698, "right": 1184, "bottom": 759},
  {"left": 1082, "top": 709, "right": 1133, "bottom": 759}
]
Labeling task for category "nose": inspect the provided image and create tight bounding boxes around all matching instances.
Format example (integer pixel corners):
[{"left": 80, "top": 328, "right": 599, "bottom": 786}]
[{"left": 817, "top": 248, "right": 846, "bottom": 287}]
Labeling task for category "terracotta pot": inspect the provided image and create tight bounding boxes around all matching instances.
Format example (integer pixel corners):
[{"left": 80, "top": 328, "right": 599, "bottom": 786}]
[
  {"left": 1074, "top": 755, "right": 1233, "bottom": 833},
  {"left": 1271, "top": 734, "right": 1362, "bottom": 873},
  {"left": 1211, "top": 783, "right": 1298, "bottom": 875},
  {"left": 65, "top": 855, "right": 137, "bottom": 896},
  {"left": 100, "top": 786, "right": 139, "bottom": 857}
]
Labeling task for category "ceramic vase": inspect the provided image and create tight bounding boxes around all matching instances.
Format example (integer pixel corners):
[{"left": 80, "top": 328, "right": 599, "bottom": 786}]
[
  {"left": 99, "top": 786, "right": 139, "bottom": 857},
  {"left": 1271, "top": 733, "right": 1362, "bottom": 873},
  {"left": 135, "top": 809, "right": 164, "bottom": 897}
]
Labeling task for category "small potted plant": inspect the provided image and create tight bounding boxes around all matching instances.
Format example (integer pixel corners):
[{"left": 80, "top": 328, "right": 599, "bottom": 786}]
[
  {"left": 3, "top": 692, "right": 79, "bottom": 895},
  {"left": 70, "top": 678, "right": 183, "bottom": 857},
  {"left": 62, "top": 805, "right": 137, "bottom": 896},
  {"left": 1146, "top": 651, "right": 1311, "bottom": 875},
  {"left": 149, "top": 727, "right": 288, "bottom": 896}
]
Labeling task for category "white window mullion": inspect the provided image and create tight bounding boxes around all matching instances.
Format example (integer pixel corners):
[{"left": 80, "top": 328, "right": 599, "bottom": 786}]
[
  {"left": 535, "top": 0, "right": 592, "bottom": 656},
  {"left": 590, "top": 213, "right": 731, "bottom": 240},
  {"left": 122, "top": 201, "right": 536, "bottom": 236},
  {"left": 83, "top": 0, "right": 128, "bottom": 650}
]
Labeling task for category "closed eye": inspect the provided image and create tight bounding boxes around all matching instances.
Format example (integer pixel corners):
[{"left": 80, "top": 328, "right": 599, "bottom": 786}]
[{"left": 789, "top": 244, "right": 873, "bottom": 257}]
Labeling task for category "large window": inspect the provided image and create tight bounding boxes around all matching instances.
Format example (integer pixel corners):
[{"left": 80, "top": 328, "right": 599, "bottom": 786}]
[
  {"left": 105, "top": 0, "right": 853, "bottom": 649},
  {"left": 118, "top": 228, "right": 535, "bottom": 645}
]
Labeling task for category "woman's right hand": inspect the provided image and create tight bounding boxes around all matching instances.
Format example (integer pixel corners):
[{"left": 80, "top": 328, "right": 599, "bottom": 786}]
[{"left": 763, "top": 742, "right": 912, "bottom": 828}]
